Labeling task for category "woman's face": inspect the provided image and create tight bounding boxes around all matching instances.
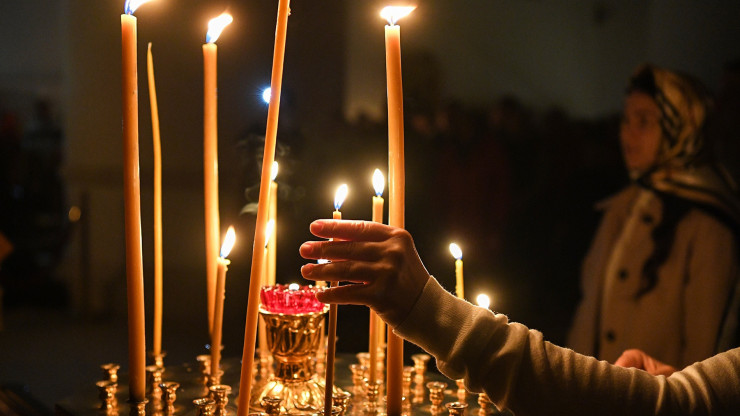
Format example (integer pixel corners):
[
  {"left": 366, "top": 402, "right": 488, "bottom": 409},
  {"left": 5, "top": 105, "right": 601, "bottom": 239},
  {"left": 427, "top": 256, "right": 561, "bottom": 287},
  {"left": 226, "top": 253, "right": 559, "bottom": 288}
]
[{"left": 620, "top": 91, "right": 663, "bottom": 173}]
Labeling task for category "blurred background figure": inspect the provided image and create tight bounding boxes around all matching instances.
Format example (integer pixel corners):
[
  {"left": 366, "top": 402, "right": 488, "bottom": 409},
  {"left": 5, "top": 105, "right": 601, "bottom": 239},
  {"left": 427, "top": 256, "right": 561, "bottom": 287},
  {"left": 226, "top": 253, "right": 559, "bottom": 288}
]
[{"left": 568, "top": 64, "right": 740, "bottom": 368}]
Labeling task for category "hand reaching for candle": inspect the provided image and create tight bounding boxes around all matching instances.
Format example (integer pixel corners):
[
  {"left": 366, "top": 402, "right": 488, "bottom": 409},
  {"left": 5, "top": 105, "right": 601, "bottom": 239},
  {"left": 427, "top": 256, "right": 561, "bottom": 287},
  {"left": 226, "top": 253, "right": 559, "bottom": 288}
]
[
  {"left": 299, "top": 219, "right": 431, "bottom": 328},
  {"left": 614, "top": 349, "right": 677, "bottom": 376}
]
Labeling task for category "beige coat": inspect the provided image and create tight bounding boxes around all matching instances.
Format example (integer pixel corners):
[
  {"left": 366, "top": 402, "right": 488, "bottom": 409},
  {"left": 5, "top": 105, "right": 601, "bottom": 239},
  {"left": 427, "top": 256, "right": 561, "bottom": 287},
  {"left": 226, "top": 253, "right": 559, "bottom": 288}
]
[{"left": 567, "top": 184, "right": 739, "bottom": 368}]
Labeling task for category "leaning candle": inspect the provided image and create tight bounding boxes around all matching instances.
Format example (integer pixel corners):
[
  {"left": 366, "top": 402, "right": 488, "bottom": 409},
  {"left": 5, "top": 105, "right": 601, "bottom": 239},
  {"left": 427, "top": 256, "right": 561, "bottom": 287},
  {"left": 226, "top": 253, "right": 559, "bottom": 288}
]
[
  {"left": 237, "top": 0, "right": 291, "bottom": 413},
  {"left": 258, "top": 219, "right": 275, "bottom": 357},
  {"left": 325, "top": 184, "right": 348, "bottom": 415},
  {"left": 381, "top": 6, "right": 415, "bottom": 415},
  {"left": 121, "top": 0, "right": 153, "bottom": 403},
  {"left": 267, "top": 161, "right": 278, "bottom": 286},
  {"left": 203, "top": 12, "right": 233, "bottom": 336},
  {"left": 147, "top": 42, "right": 163, "bottom": 359},
  {"left": 211, "top": 226, "right": 236, "bottom": 383},
  {"left": 369, "top": 169, "right": 385, "bottom": 384},
  {"left": 449, "top": 243, "right": 464, "bottom": 299}
]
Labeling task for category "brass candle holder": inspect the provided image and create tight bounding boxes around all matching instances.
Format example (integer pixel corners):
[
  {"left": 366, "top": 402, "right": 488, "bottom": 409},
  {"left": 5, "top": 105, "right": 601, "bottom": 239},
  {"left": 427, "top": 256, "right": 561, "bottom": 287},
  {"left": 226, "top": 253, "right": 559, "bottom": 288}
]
[
  {"left": 331, "top": 391, "right": 352, "bottom": 416},
  {"left": 149, "top": 350, "right": 167, "bottom": 370},
  {"left": 160, "top": 381, "right": 179, "bottom": 415},
  {"left": 261, "top": 396, "right": 283, "bottom": 416},
  {"left": 426, "top": 381, "right": 447, "bottom": 414},
  {"left": 348, "top": 364, "right": 367, "bottom": 397},
  {"left": 193, "top": 398, "right": 216, "bottom": 416},
  {"left": 477, "top": 393, "right": 498, "bottom": 415},
  {"left": 411, "top": 354, "right": 431, "bottom": 379},
  {"left": 445, "top": 401, "right": 468, "bottom": 416},
  {"left": 402, "top": 365, "right": 414, "bottom": 399},
  {"left": 250, "top": 285, "right": 340, "bottom": 415},
  {"left": 127, "top": 398, "right": 148, "bottom": 416},
  {"left": 455, "top": 379, "right": 467, "bottom": 401},
  {"left": 96, "top": 380, "right": 118, "bottom": 413},
  {"left": 146, "top": 365, "right": 164, "bottom": 400},
  {"left": 363, "top": 379, "right": 383, "bottom": 412},
  {"left": 101, "top": 363, "right": 120, "bottom": 383},
  {"left": 209, "top": 384, "right": 232, "bottom": 416}
]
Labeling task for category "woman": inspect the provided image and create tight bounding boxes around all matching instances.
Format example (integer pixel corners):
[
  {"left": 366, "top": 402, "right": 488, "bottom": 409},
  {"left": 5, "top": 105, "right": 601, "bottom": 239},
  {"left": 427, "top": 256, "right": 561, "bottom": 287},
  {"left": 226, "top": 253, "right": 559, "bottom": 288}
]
[
  {"left": 299, "top": 219, "right": 740, "bottom": 415},
  {"left": 567, "top": 64, "right": 740, "bottom": 368}
]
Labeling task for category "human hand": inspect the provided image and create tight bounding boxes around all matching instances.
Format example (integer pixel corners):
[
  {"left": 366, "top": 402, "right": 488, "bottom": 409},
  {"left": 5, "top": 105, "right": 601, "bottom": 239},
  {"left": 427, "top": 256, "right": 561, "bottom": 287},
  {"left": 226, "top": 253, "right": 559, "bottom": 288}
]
[
  {"left": 614, "top": 349, "right": 677, "bottom": 376},
  {"left": 299, "top": 219, "right": 431, "bottom": 328}
]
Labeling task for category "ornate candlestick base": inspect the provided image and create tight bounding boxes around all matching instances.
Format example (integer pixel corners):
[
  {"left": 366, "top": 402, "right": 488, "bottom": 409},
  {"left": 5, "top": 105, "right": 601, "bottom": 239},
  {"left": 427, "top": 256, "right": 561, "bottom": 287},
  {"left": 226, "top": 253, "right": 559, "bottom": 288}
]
[{"left": 251, "top": 286, "right": 342, "bottom": 415}]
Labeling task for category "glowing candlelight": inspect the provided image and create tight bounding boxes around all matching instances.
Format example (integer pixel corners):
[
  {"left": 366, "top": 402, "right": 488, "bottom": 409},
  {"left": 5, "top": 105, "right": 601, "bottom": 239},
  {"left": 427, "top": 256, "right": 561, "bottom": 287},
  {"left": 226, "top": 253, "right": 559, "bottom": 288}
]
[
  {"left": 258, "top": 219, "right": 275, "bottom": 356},
  {"left": 203, "top": 12, "right": 232, "bottom": 338},
  {"left": 325, "top": 184, "right": 348, "bottom": 415},
  {"left": 449, "top": 243, "right": 464, "bottom": 299},
  {"left": 121, "top": 0, "right": 154, "bottom": 402},
  {"left": 288, "top": 283, "right": 300, "bottom": 291},
  {"left": 211, "top": 226, "right": 236, "bottom": 382},
  {"left": 382, "top": 6, "right": 415, "bottom": 414},
  {"left": 237, "top": 1, "right": 292, "bottom": 412},
  {"left": 267, "top": 162, "right": 279, "bottom": 286},
  {"left": 476, "top": 293, "right": 491, "bottom": 310},
  {"left": 369, "top": 169, "right": 385, "bottom": 384}
]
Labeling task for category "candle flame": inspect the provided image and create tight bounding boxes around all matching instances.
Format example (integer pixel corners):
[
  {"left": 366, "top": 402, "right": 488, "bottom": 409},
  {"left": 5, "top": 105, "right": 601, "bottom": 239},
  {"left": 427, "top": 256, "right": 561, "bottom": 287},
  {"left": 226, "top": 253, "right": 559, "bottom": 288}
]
[
  {"left": 271, "top": 161, "right": 279, "bottom": 181},
  {"left": 206, "top": 12, "right": 233, "bottom": 43},
  {"left": 334, "top": 184, "right": 348, "bottom": 211},
  {"left": 476, "top": 293, "right": 491, "bottom": 309},
  {"left": 449, "top": 243, "right": 462, "bottom": 260},
  {"left": 124, "top": 0, "right": 153, "bottom": 15},
  {"left": 289, "top": 283, "right": 300, "bottom": 291},
  {"left": 373, "top": 169, "right": 385, "bottom": 197},
  {"left": 318, "top": 259, "right": 330, "bottom": 264},
  {"left": 265, "top": 219, "right": 275, "bottom": 248},
  {"left": 220, "top": 226, "right": 236, "bottom": 258},
  {"left": 380, "top": 6, "right": 416, "bottom": 25}
]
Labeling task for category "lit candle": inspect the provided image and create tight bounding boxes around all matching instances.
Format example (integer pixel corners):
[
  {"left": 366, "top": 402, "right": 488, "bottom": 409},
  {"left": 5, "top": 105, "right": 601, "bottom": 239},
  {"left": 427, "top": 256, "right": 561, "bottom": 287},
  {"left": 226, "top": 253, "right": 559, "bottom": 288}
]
[
  {"left": 237, "top": 0, "right": 291, "bottom": 413},
  {"left": 258, "top": 219, "right": 275, "bottom": 357},
  {"left": 267, "top": 161, "right": 279, "bottom": 286},
  {"left": 146, "top": 42, "right": 164, "bottom": 359},
  {"left": 211, "top": 226, "right": 236, "bottom": 382},
  {"left": 203, "top": 12, "right": 233, "bottom": 337},
  {"left": 325, "top": 184, "right": 348, "bottom": 415},
  {"left": 369, "top": 169, "right": 385, "bottom": 384},
  {"left": 121, "top": 0, "right": 153, "bottom": 403},
  {"left": 381, "top": 6, "right": 415, "bottom": 415},
  {"left": 476, "top": 293, "right": 491, "bottom": 310},
  {"left": 449, "top": 243, "right": 464, "bottom": 299}
]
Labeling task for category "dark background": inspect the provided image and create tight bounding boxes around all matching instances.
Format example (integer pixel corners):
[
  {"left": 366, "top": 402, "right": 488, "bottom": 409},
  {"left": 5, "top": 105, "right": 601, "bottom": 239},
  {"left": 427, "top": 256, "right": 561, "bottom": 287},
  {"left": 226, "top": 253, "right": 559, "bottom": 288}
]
[{"left": 1, "top": 0, "right": 739, "bottom": 410}]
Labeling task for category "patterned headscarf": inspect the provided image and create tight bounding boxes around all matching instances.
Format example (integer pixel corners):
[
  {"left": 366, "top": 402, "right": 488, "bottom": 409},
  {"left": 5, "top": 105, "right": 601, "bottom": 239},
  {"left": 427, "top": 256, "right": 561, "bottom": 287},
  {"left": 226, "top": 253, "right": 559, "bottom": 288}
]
[
  {"left": 627, "top": 64, "right": 713, "bottom": 169},
  {"left": 628, "top": 64, "right": 740, "bottom": 227}
]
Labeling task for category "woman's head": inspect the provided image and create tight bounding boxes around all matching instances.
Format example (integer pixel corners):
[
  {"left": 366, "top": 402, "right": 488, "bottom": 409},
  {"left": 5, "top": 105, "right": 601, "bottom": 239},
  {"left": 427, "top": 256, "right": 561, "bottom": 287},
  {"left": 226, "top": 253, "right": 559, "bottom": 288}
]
[{"left": 620, "top": 64, "right": 712, "bottom": 177}]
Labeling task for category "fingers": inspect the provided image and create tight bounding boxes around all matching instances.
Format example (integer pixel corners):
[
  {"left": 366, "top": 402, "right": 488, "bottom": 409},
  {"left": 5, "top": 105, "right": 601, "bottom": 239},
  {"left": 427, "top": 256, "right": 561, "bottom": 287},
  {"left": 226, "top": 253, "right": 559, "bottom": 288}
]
[
  {"left": 300, "top": 240, "right": 383, "bottom": 262},
  {"left": 614, "top": 349, "right": 644, "bottom": 369},
  {"left": 315, "top": 283, "right": 368, "bottom": 305},
  {"left": 309, "top": 219, "right": 392, "bottom": 241},
  {"left": 301, "top": 261, "right": 381, "bottom": 284}
]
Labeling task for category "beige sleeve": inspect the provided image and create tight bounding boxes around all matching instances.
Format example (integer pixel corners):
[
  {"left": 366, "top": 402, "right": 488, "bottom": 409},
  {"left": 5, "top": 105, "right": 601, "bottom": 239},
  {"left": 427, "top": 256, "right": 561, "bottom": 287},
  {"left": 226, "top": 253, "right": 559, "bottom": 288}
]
[{"left": 395, "top": 277, "right": 740, "bottom": 416}]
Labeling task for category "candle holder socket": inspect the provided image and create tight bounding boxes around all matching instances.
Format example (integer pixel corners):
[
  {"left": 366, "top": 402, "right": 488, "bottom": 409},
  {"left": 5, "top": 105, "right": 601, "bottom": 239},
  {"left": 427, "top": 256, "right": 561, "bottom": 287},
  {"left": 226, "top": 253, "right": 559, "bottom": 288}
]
[
  {"left": 349, "top": 364, "right": 367, "bottom": 397},
  {"left": 411, "top": 354, "right": 431, "bottom": 378},
  {"left": 101, "top": 363, "right": 120, "bottom": 383},
  {"left": 194, "top": 398, "right": 216, "bottom": 416},
  {"left": 426, "top": 381, "right": 447, "bottom": 414},
  {"left": 96, "top": 380, "right": 118, "bottom": 412},
  {"left": 160, "top": 381, "right": 179, "bottom": 415},
  {"left": 127, "top": 398, "right": 148, "bottom": 416},
  {"left": 455, "top": 379, "right": 467, "bottom": 401},
  {"left": 149, "top": 350, "right": 167, "bottom": 370},
  {"left": 260, "top": 396, "right": 283, "bottom": 416},
  {"left": 363, "top": 379, "right": 383, "bottom": 412},
  {"left": 209, "top": 384, "right": 232, "bottom": 416},
  {"left": 146, "top": 365, "right": 164, "bottom": 400},
  {"left": 445, "top": 401, "right": 468, "bottom": 416},
  {"left": 331, "top": 391, "right": 352, "bottom": 416},
  {"left": 477, "top": 393, "right": 498, "bottom": 415}
]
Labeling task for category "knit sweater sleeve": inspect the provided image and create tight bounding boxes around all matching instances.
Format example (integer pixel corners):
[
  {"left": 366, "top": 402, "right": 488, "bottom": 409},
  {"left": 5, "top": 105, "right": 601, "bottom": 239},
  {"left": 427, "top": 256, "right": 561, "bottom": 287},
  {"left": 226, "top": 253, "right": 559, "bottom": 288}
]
[{"left": 394, "top": 277, "right": 740, "bottom": 416}]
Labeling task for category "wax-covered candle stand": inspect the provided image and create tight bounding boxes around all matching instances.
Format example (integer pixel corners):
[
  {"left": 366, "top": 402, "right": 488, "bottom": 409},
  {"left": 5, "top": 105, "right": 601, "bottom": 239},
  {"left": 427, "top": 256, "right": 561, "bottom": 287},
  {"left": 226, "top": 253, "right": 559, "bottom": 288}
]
[{"left": 249, "top": 285, "right": 342, "bottom": 415}]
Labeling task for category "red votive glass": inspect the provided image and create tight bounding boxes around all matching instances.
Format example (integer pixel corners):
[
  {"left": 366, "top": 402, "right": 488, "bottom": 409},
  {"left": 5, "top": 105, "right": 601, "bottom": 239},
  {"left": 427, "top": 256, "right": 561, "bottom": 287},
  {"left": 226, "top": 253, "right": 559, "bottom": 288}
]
[{"left": 260, "top": 284, "right": 326, "bottom": 314}]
